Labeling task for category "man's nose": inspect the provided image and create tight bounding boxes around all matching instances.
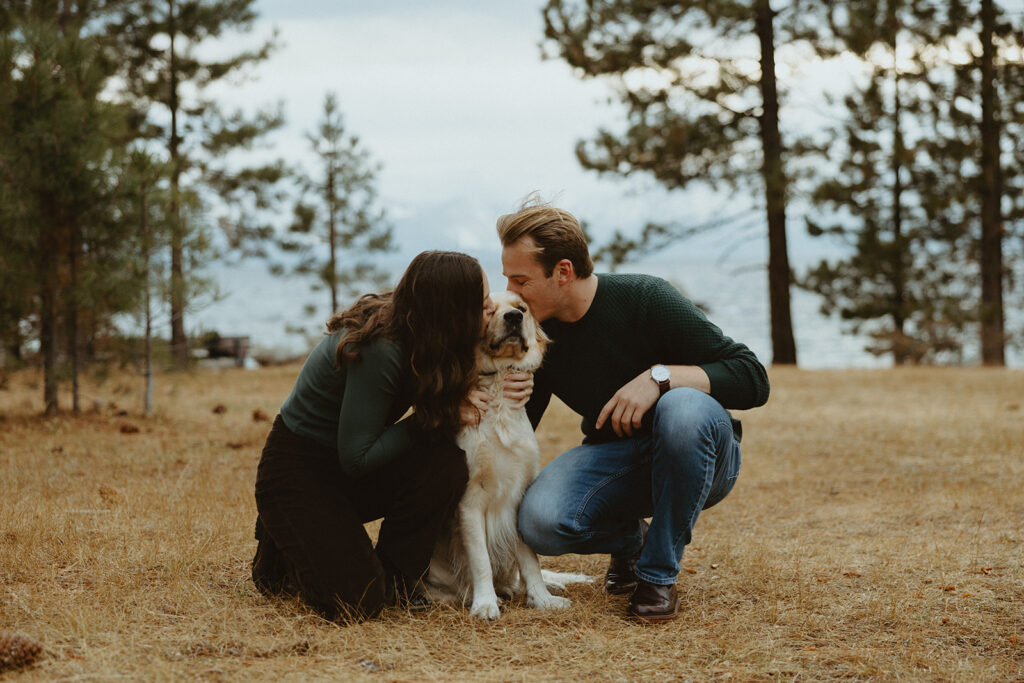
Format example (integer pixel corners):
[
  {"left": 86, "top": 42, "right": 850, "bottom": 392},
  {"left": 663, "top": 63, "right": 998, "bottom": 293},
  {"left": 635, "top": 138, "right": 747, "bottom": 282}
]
[{"left": 504, "top": 309, "right": 523, "bottom": 325}]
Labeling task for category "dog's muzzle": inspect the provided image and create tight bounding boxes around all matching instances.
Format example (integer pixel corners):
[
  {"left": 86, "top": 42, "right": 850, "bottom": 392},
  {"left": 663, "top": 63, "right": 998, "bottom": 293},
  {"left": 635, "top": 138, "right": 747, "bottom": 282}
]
[{"left": 490, "top": 310, "right": 528, "bottom": 351}]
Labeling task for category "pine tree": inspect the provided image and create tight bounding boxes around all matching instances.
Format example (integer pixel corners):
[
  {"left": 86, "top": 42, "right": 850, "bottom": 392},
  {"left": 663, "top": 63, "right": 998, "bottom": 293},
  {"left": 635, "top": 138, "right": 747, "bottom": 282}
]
[
  {"left": 935, "top": 0, "right": 1024, "bottom": 364},
  {"left": 0, "top": 2, "right": 130, "bottom": 413},
  {"left": 815, "top": 0, "right": 1024, "bottom": 364},
  {"left": 277, "top": 92, "right": 393, "bottom": 317},
  {"left": 802, "top": 1, "right": 971, "bottom": 363},
  {"left": 121, "top": 148, "right": 172, "bottom": 415},
  {"left": 541, "top": 0, "right": 839, "bottom": 365},
  {"left": 112, "top": 0, "right": 282, "bottom": 368}
]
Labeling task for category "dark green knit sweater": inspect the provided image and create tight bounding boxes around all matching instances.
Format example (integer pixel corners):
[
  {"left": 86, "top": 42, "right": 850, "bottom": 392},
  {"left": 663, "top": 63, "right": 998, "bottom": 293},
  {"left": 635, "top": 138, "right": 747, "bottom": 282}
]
[
  {"left": 279, "top": 333, "right": 415, "bottom": 476},
  {"left": 526, "top": 273, "right": 770, "bottom": 443}
]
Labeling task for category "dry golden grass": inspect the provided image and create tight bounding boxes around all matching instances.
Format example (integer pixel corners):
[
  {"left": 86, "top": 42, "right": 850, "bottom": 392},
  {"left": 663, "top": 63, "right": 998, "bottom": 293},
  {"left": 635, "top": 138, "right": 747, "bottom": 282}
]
[{"left": 1, "top": 365, "right": 1022, "bottom": 681}]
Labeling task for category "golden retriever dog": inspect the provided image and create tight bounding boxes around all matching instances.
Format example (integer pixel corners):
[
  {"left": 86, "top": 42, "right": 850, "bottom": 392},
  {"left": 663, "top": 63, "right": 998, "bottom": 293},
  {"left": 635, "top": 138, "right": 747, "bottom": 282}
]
[{"left": 422, "top": 291, "right": 576, "bottom": 619}]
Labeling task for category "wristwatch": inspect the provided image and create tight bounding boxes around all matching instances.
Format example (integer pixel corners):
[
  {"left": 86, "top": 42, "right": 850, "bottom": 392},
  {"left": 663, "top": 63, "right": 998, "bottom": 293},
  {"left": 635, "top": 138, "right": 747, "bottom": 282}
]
[{"left": 650, "top": 364, "right": 671, "bottom": 396}]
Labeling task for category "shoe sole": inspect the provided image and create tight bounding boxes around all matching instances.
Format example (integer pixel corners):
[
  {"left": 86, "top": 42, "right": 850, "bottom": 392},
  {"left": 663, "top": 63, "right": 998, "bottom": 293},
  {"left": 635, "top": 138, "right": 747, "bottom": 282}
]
[
  {"left": 604, "top": 581, "right": 638, "bottom": 596},
  {"left": 626, "top": 598, "right": 681, "bottom": 623}
]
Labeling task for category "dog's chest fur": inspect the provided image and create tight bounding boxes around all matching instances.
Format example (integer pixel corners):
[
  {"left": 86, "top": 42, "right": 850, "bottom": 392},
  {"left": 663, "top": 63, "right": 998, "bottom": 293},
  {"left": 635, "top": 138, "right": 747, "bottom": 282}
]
[{"left": 456, "top": 372, "right": 540, "bottom": 504}]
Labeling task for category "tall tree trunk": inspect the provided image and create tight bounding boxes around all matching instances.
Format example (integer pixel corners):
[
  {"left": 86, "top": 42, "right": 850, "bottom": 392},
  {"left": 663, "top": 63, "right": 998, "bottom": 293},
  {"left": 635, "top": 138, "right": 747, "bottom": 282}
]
[
  {"left": 142, "top": 189, "right": 154, "bottom": 416},
  {"left": 168, "top": 0, "right": 188, "bottom": 369},
  {"left": 890, "top": 35, "right": 909, "bottom": 365},
  {"left": 67, "top": 221, "right": 80, "bottom": 411},
  {"left": 756, "top": 0, "right": 797, "bottom": 365},
  {"left": 328, "top": 167, "right": 338, "bottom": 314},
  {"left": 979, "top": 0, "right": 1004, "bottom": 365},
  {"left": 39, "top": 221, "right": 58, "bottom": 416},
  {"left": 138, "top": 178, "right": 155, "bottom": 414}
]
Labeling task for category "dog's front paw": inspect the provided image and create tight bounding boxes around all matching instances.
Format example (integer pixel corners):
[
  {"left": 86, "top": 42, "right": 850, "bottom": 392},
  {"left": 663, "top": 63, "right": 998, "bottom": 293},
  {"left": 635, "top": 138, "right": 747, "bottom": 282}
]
[
  {"left": 469, "top": 599, "right": 501, "bottom": 620},
  {"left": 528, "top": 592, "right": 572, "bottom": 611}
]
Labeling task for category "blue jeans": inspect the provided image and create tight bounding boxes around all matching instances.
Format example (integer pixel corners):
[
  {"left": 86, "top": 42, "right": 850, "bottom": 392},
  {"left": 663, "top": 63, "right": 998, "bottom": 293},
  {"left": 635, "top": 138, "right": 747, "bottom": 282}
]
[{"left": 518, "top": 388, "right": 741, "bottom": 586}]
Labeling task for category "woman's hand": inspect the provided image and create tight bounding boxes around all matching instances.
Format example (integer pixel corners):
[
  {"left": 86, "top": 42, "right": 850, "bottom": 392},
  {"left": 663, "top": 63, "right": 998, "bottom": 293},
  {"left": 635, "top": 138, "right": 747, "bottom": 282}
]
[
  {"left": 502, "top": 371, "right": 534, "bottom": 409},
  {"left": 460, "top": 388, "right": 491, "bottom": 425}
]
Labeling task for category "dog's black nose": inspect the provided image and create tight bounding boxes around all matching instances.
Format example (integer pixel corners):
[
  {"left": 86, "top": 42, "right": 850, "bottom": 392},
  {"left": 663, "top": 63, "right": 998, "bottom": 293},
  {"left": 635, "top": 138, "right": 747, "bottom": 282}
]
[{"left": 504, "top": 309, "right": 523, "bottom": 325}]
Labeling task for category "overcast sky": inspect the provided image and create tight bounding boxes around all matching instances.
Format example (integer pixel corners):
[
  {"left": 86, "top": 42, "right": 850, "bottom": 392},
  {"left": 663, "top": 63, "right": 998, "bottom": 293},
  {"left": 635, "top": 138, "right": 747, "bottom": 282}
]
[{"left": 214, "top": 0, "right": 759, "bottom": 253}]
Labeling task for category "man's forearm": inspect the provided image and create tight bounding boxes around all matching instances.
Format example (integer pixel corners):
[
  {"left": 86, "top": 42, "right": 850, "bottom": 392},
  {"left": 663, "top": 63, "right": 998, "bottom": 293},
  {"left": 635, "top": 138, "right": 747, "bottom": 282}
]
[{"left": 664, "top": 365, "right": 711, "bottom": 394}]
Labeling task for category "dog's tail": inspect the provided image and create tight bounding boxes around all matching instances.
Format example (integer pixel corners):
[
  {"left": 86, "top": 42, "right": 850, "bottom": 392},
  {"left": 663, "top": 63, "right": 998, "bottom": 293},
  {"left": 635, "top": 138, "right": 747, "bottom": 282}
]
[{"left": 540, "top": 570, "right": 593, "bottom": 591}]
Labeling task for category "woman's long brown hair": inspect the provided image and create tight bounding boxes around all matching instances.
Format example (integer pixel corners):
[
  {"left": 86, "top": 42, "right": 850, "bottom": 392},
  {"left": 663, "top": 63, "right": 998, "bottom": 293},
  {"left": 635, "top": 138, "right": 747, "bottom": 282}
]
[{"left": 326, "top": 251, "right": 483, "bottom": 439}]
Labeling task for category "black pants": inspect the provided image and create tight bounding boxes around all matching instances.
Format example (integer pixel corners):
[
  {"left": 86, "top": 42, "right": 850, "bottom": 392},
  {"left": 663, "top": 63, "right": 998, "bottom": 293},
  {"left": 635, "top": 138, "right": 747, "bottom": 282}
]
[{"left": 251, "top": 415, "right": 468, "bottom": 622}]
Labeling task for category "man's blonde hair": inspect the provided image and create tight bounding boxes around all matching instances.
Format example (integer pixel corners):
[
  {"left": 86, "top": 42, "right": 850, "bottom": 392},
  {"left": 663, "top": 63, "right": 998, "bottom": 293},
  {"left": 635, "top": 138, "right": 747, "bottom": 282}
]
[{"left": 496, "top": 196, "right": 594, "bottom": 278}]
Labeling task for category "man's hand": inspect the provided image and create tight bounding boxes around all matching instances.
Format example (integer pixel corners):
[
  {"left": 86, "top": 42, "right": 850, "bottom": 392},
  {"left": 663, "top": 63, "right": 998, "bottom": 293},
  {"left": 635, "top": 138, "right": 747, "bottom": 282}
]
[
  {"left": 501, "top": 371, "right": 534, "bottom": 409},
  {"left": 595, "top": 371, "right": 660, "bottom": 438},
  {"left": 460, "top": 388, "right": 491, "bottom": 425}
]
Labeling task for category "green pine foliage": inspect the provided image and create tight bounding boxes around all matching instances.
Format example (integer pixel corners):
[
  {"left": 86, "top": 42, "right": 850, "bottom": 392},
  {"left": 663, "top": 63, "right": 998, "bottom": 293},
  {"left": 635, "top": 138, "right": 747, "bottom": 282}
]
[
  {"left": 277, "top": 92, "right": 393, "bottom": 320},
  {"left": 0, "top": 1, "right": 134, "bottom": 412},
  {"left": 804, "top": 0, "right": 1024, "bottom": 364},
  {"left": 541, "top": 0, "right": 840, "bottom": 364},
  {"left": 933, "top": 0, "right": 1024, "bottom": 363},
  {"left": 111, "top": 0, "right": 284, "bottom": 368}
]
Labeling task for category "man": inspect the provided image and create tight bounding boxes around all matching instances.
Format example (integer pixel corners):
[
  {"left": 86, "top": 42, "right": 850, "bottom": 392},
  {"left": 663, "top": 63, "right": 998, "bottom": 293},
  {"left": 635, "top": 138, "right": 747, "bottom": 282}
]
[{"left": 498, "top": 200, "right": 769, "bottom": 622}]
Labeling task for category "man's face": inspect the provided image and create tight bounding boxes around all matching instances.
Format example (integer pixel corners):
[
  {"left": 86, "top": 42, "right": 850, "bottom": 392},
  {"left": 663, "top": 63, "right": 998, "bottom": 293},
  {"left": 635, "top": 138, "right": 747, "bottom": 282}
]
[{"left": 501, "top": 237, "right": 562, "bottom": 323}]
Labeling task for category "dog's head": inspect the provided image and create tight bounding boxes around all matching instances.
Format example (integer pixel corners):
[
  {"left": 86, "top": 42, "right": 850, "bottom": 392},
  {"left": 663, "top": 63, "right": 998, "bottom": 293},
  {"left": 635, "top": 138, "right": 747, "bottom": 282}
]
[{"left": 478, "top": 290, "right": 549, "bottom": 373}]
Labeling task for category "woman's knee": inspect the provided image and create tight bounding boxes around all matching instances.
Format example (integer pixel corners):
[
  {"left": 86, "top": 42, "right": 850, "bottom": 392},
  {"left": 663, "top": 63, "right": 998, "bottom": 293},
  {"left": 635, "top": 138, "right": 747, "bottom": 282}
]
[
  {"left": 429, "top": 443, "right": 470, "bottom": 499},
  {"left": 405, "top": 440, "right": 469, "bottom": 501},
  {"left": 298, "top": 567, "right": 389, "bottom": 623}
]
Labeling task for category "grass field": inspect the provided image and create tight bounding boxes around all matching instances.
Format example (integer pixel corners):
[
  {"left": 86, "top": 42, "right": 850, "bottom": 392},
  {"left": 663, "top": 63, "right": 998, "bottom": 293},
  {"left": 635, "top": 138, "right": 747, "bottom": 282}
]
[{"left": 1, "top": 364, "right": 1022, "bottom": 681}]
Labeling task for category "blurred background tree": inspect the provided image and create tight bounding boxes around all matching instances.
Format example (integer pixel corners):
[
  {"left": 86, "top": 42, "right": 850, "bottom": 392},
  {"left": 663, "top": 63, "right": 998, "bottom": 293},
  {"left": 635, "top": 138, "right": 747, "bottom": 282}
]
[
  {"left": 541, "top": 0, "right": 846, "bottom": 365},
  {"left": 933, "top": 0, "right": 1024, "bottom": 365},
  {"left": 120, "top": 147, "right": 172, "bottom": 416},
  {"left": 275, "top": 92, "right": 393, "bottom": 319},
  {"left": 804, "top": 0, "right": 1024, "bottom": 365},
  {"left": 111, "top": 0, "right": 285, "bottom": 369},
  {"left": 802, "top": 0, "right": 969, "bottom": 364},
  {"left": 0, "top": 0, "right": 134, "bottom": 413}
]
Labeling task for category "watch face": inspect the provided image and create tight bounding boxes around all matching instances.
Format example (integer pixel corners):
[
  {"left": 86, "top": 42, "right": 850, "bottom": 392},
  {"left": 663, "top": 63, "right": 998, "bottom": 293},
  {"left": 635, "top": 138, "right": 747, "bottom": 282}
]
[{"left": 651, "top": 365, "right": 670, "bottom": 383}]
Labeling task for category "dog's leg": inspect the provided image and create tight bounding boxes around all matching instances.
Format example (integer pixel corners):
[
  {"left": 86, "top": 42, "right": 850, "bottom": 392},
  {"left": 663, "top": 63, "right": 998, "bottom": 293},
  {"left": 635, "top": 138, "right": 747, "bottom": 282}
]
[
  {"left": 516, "top": 539, "right": 572, "bottom": 611},
  {"left": 459, "top": 486, "right": 501, "bottom": 619}
]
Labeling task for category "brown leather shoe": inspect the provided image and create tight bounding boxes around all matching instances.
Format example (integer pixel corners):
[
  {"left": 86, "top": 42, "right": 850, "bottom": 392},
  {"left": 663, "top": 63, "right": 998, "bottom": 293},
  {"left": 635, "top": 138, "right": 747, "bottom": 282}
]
[
  {"left": 604, "top": 555, "right": 638, "bottom": 595},
  {"left": 604, "top": 519, "right": 649, "bottom": 595},
  {"left": 626, "top": 580, "right": 680, "bottom": 622}
]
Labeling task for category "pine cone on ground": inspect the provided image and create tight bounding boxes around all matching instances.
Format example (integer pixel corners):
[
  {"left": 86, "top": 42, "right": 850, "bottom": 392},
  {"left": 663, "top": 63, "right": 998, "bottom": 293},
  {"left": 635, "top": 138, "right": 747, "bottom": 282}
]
[{"left": 0, "top": 632, "right": 43, "bottom": 672}]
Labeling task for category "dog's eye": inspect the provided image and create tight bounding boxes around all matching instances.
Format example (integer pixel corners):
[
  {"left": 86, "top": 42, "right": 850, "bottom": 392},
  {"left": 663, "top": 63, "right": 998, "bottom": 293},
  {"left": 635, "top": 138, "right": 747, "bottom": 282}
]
[{"left": 516, "top": 305, "right": 527, "bottom": 312}]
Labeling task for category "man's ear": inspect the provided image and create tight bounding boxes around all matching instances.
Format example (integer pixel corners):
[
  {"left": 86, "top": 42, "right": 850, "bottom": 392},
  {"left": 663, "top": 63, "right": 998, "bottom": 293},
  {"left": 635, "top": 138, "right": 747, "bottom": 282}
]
[{"left": 555, "top": 259, "right": 574, "bottom": 284}]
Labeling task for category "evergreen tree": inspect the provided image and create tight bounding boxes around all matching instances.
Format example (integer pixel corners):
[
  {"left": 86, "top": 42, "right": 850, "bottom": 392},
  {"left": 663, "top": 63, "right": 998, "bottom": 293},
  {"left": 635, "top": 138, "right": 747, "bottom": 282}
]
[
  {"left": 112, "top": 0, "right": 283, "bottom": 368},
  {"left": 277, "top": 92, "right": 393, "bottom": 317},
  {"left": 802, "top": 1, "right": 971, "bottom": 363},
  {"left": 541, "top": 0, "right": 838, "bottom": 365},
  {"left": 810, "top": 0, "right": 1024, "bottom": 364},
  {"left": 935, "top": 0, "right": 1024, "bottom": 364},
  {"left": 120, "top": 148, "right": 171, "bottom": 415},
  {"left": 0, "top": 1, "right": 130, "bottom": 413}
]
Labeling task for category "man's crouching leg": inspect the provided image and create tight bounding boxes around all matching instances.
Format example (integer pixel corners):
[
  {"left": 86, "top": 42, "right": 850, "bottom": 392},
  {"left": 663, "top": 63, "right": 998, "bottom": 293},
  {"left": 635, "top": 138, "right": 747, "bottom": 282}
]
[
  {"left": 518, "top": 440, "right": 648, "bottom": 559},
  {"left": 627, "top": 387, "right": 742, "bottom": 621}
]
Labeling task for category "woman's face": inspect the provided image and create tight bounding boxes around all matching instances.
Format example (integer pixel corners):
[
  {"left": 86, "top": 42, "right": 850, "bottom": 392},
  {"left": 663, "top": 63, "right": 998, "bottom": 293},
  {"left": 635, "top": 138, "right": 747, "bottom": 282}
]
[{"left": 481, "top": 270, "right": 497, "bottom": 337}]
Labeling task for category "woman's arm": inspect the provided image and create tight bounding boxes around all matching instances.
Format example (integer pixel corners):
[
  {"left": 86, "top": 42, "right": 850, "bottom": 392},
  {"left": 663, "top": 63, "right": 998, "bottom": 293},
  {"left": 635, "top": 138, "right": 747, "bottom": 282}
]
[{"left": 335, "top": 338, "right": 414, "bottom": 477}]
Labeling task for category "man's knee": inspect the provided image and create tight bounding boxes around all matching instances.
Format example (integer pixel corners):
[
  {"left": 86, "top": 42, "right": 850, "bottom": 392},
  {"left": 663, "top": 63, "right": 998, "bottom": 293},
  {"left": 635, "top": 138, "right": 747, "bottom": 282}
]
[
  {"left": 517, "top": 486, "right": 572, "bottom": 556},
  {"left": 653, "top": 387, "right": 728, "bottom": 445}
]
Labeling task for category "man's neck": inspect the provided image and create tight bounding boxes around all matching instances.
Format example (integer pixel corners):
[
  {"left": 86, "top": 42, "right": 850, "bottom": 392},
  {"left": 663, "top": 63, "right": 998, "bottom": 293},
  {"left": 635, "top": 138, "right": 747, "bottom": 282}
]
[{"left": 557, "top": 274, "right": 599, "bottom": 323}]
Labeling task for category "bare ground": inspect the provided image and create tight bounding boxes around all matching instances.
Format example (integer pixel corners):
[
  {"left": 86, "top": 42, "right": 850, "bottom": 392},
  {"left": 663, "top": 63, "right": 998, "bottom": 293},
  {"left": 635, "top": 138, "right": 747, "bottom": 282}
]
[{"left": 1, "top": 365, "right": 1022, "bottom": 681}]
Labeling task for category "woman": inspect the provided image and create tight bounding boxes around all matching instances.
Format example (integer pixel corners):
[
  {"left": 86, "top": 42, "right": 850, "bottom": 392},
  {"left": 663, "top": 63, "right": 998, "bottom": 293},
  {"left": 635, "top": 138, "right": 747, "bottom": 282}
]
[{"left": 251, "top": 251, "right": 516, "bottom": 622}]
